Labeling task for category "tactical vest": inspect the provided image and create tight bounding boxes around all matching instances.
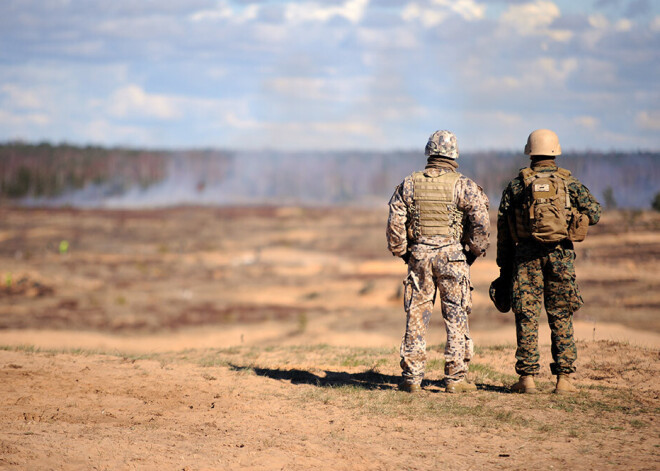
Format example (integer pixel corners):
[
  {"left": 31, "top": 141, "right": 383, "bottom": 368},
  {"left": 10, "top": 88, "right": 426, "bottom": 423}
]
[
  {"left": 407, "top": 170, "right": 463, "bottom": 241},
  {"left": 510, "top": 167, "right": 572, "bottom": 244}
]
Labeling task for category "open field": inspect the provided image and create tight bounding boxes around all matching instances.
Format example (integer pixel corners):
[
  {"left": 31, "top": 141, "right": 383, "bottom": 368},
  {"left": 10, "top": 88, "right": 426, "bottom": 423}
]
[
  {"left": 0, "top": 206, "right": 659, "bottom": 469},
  {"left": 1, "top": 341, "right": 658, "bottom": 470}
]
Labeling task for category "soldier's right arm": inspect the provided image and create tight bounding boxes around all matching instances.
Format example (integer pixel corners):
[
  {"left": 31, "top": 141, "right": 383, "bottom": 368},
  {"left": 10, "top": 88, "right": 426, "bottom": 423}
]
[
  {"left": 387, "top": 182, "right": 408, "bottom": 257},
  {"left": 569, "top": 179, "right": 602, "bottom": 226},
  {"left": 496, "top": 184, "right": 516, "bottom": 269}
]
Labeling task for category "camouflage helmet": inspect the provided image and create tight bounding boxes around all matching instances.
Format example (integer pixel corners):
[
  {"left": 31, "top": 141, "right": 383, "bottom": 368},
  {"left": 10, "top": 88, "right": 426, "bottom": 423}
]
[
  {"left": 489, "top": 276, "right": 511, "bottom": 313},
  {"left": 524, "top": 129, "right": 562, "bottom": 156},
  {"left": 425, "top": 130, "right": 459, "bottom": 160}
]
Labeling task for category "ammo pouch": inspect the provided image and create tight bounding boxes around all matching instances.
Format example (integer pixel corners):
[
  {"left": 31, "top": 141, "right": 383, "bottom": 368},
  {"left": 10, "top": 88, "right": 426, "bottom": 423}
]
[{"left": 568, "top": 209, "right": 589, "bottom": 242}]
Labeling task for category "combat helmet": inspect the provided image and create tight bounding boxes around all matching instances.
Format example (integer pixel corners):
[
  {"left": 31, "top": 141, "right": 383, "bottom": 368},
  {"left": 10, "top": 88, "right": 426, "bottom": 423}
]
[
  {"left": 524, "top": 129, "right": 562, "bottom": 156},
  {"left": 425, "top": 130, "right": 459, "bottom": 160},
  {"left": 489, "top": 276, "right": 511, "bottom": 313}
]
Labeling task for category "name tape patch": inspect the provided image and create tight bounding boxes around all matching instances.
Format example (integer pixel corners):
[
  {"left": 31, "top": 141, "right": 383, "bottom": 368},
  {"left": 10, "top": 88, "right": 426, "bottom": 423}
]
[{"left": 534, "top": 183, "right": 550, "bottom": 192}]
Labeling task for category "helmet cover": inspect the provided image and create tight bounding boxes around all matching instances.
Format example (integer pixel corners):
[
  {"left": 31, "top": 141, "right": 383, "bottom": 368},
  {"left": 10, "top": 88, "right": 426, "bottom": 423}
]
[{"left": 425, "top": 130, "right": 459, "bottom": 160}]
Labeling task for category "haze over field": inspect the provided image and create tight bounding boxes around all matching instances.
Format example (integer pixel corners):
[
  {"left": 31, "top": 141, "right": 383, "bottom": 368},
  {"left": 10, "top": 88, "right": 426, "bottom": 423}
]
[{"left": 2, "top": 144, "right": 658, "bottom": 208}]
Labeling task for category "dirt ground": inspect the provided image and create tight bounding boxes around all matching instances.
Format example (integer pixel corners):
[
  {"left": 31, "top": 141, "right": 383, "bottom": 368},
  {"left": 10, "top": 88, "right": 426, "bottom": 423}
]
[{"left": 0, "top": 206, "right": 658, "bottom": 470}]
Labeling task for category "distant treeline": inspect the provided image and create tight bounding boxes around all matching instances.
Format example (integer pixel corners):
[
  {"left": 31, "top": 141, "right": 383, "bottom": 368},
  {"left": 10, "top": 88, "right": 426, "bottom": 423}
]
[
  {"left": 1, "top": 142, "right": 658, "bottom": 208},
  {"left": 0, "top": 142, "right": 167, "bottom": 198}
]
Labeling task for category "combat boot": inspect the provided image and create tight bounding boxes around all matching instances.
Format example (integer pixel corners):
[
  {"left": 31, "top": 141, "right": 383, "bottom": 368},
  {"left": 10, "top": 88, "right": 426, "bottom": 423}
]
[
  {"left": 398, "top": 381, "right": 422, "bottom": 393},
  {"left": 554, "top": 375, "right": 578, "bottom": 394},
  {"left": 510, "top": 375, "right": 537, "bottom": 394},
  {"left": 445, "top": 379, "right": 477, "bottom": 394}
]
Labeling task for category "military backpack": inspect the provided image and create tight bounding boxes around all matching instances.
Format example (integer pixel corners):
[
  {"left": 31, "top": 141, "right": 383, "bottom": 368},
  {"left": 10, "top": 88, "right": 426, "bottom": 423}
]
[{"left": 512, "top": 167, "right": 588, "bottom": 244}]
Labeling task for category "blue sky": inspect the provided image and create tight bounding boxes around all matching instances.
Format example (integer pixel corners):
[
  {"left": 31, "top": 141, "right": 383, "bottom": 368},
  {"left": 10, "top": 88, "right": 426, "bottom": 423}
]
[{"left": 1, "top": 0, "right": 659, "bottom": 151}]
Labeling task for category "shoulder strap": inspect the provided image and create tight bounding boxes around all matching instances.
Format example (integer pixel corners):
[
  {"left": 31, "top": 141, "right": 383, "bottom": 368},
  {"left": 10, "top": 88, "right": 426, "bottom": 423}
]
[
  {"left": 555, "top": 168, "right": 572, "bottom": 209},
  {"left": 520, "top": 167, "right": 534, "bottom": 180},
  {"left": 556, "top": 167, "right": 571, "bottom": 179}
]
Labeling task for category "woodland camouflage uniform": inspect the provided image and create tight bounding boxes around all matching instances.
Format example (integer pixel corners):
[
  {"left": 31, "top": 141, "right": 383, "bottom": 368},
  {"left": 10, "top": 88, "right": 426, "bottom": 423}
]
[
  {"left": 387, "top": 131, "right": 490, "bottom": 388},
  {"left": 497, "top": 159, "right": 601, "bottom": 377}
]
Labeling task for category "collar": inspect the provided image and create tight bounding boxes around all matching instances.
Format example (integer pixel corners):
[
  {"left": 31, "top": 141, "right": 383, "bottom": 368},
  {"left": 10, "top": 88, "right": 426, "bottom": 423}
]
[
  {"left": 530, "top": 158, "right": 557, "bottom": 170},
  {"left": 425, "top": 156, "right": 458, "bottom": 171}
]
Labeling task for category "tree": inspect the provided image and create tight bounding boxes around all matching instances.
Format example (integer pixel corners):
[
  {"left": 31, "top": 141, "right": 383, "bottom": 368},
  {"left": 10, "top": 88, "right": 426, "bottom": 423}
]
[
  {"left": 652, "top": 192, "right": 660, "bottom": 212},
  {"left": 603, "top": 186, "right": 617, "bottom": 210}
]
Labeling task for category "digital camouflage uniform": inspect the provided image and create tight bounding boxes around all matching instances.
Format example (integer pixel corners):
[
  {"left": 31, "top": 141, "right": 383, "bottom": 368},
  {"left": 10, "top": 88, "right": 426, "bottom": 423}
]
[
  {"left": 497, "top": 159, "right": 601, "bottom": 376},
  {"left": 388, "top": 152, "right": 490, "bottom": 386}
]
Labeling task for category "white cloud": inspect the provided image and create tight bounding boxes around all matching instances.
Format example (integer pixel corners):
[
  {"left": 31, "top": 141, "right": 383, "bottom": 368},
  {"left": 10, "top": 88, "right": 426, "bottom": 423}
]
[
  {"left": 108, "top": 85, "right": 180, "bottom": 120},
  {"left": 589, "top": 15, "right": 633, "bottom": 32},
  {"left": 0, "top": 109, "right": 50, "bottom": 126},
  {"left": 83, "top": 119, "right": 152, "bottom": 145},
  {"left": 285, "top": 0, "right": 369, "bottom": 24},
  {"left": 402, "top": 3, "right": 448, "bottom": 27},
  {"left": 190, "top": 2, "right": 259, "bottom": 23},
  {"left": 433, "top": 0, "right": 485, "bottom": 21},
  {"left": 465, "top": 110, "right": 522, "bottom": 126},
  {"left": 266, "top": 77, "right": 331, "bottom": 101},
  {"left": 501, "top": 1, "right": 559, "bottom": 32},
  {"left": 635, "top": 111, "right": 660, "bottom": 131},
  {"left": 1, "top": 84, "right": 43, "bottom": 109},
  {"left": 588, "top": 14, "right": 609, "bottom": 30},
  {"left": 535, "top": 58, "right": 578, "bottom": 82},
  {"left": 104, "top": 85, "right": 256, "bottom": 131},
  {"left": 402, "top": 0, "right": 485, "bottom": 27},
  {"left": 222, "top": 112, "right": 259, "bottom": 130},
  {"left": 500, "top": 1, "right": 572, "bottom": 42},
  {"left": 615, "top": 19, "right": 632, "bottom": 32},
  {"left": 573, "top": 116, "right": 599, "bottom": 130},
  {"left": 356, "top": 27, "right": 419, "bottom": 49},
  {"left": 651, "top": 16, "right": 660, "bottom": 32},
  {"left": 258, "top": 120, "right": 382, "bottom": 148},
  {"left": 460, "top": 56, "right": 577, "bottom": 100}
]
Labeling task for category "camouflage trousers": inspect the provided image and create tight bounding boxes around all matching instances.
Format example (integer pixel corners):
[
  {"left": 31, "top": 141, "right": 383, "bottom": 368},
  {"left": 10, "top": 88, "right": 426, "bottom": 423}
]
[
  {"left": 511, "top": 243, "right": 583, "bottom": 376},
  {"left": 400, "top": 245, "right": 473, "bottom": 385}
]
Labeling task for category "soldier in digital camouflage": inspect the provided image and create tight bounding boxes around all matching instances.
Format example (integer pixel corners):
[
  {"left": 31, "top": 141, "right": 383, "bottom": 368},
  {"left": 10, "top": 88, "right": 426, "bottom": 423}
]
[
  {"left": 496, "top": 129, "right": 601, "bottom": 394},
  {"left": 387, "top": 130, "right": 490, "bottom": 393}
]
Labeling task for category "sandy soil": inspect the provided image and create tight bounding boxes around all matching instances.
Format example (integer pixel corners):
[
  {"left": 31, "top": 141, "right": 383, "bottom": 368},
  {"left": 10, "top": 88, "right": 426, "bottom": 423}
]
[{"left": 0, "top": 206, "right": 659, "bottom": 469}]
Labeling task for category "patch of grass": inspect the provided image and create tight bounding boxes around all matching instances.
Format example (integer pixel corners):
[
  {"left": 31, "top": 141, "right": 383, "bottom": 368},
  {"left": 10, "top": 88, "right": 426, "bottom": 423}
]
[
  {"left": 629, "top": 419, "right": 647, "bottom": 429},
  {"left": 568, "top": 428, "right": 582, "bottom": 438},
  {"left": 426, "top": 358, "right": 443, "bottom": 371},
  {"left": 469, "top": 362, "right": 517, "bottom": 385},
  {"left": 0, "top": 344, "right": 168, "bottom": 364},
  {"left": 3, "top": 342, "right": 655, "bottom": 441}
]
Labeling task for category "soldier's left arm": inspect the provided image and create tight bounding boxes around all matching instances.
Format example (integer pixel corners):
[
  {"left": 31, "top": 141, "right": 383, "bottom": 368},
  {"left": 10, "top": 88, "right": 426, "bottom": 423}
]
[
  {"left": 456, "top": 177, "right": 491, "bottom": 256},
  {"left": 569, "top": 179, "right": 602, "bottom": 225}
]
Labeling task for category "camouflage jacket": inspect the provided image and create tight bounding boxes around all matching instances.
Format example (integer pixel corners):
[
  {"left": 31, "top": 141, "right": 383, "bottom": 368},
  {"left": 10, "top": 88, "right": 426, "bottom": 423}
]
[
  {"left": 496, "top": 160, "right": 602, "bottom": 268},
  {"left": 387, "top": 165, "right": 490, "bottom": 258}
]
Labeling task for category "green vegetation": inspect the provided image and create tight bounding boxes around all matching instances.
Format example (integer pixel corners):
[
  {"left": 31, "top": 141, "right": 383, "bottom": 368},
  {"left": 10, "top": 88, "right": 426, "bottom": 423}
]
[
  {"left": 603, "top": 186, "right": 617, "bottom": 210},
  {"left": 652, "top": 192, "right": 660, "bottom": 212}
]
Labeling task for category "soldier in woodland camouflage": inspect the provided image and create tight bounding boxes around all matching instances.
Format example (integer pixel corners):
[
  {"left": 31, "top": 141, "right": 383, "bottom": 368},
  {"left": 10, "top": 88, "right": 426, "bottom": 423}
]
[
  {"left": 496, "top": 129, "right": 601, "bottom": 394},
  {"left": 387, "top": 130, "right": 490, "bottom": 393}
]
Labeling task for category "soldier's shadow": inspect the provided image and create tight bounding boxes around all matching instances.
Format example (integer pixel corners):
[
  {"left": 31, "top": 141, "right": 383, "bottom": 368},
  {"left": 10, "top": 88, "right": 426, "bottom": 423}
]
[{"left": 228, "top": 364, "right": 507, "bottom": 392}]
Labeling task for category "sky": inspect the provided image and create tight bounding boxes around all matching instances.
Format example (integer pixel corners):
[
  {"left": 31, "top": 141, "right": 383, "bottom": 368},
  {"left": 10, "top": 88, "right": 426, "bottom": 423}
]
[{"left": 0, "top": 0, "right": 659, "bottom": 151}]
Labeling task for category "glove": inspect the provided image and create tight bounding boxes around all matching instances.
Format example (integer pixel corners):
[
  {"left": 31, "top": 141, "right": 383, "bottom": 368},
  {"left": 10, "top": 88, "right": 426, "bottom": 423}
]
[
  {"left": 402, "top": 252, "right": 411, "bottom": 264},
  {"left": 464, "top": 250, "right": 477, "bottom": 266}
]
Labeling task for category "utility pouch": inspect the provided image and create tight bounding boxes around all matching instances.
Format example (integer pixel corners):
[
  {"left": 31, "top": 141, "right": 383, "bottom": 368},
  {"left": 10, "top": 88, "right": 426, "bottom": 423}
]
[{"left": 568, "top": 209, "right": 589, "bottom": 242}]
